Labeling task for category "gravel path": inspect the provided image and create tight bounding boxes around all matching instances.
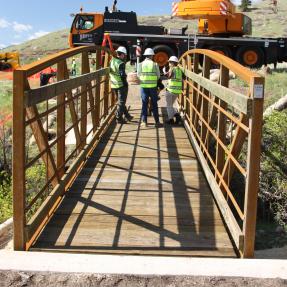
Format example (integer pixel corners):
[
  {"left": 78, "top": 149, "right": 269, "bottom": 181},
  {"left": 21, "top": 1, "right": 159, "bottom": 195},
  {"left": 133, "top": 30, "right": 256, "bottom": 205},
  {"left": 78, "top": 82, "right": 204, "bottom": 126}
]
[{"left": 0, "top": 272, "right": 286, "bottom": 287}]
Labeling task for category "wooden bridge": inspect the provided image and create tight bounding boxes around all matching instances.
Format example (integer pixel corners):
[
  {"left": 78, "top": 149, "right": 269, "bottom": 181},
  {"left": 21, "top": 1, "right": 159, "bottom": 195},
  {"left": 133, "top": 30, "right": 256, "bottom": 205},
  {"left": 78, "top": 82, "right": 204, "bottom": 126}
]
[{"left": 12, "top": 46, "right": 264, "bottom": 258}]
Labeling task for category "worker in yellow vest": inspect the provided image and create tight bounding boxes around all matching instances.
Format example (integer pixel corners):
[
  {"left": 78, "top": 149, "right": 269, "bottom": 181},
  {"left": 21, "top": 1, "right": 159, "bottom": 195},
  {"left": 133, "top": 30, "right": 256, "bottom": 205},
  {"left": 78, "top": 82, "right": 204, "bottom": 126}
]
[
  {"left": 165, "top": 56, "right": 183, "bottom": 125},
  {"left": 137, "top": 48, "right": 162, "bottom": 128},
  {"left": 110, "top": 46, "right": 133, "bottom": 124}
]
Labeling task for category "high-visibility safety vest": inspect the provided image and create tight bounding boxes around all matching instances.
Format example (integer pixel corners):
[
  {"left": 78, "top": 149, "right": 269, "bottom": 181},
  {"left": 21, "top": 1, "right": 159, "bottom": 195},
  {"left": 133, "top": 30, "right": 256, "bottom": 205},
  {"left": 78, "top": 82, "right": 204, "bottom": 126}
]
[
  {"left": 138, "top": 60, "right": 159, "bottom": 88},
  {"left": 110, "top": 57, "right": 124, "bottom": 89},
  {"left": 167, "top": 66, "right": 183, "bottom": 94}
]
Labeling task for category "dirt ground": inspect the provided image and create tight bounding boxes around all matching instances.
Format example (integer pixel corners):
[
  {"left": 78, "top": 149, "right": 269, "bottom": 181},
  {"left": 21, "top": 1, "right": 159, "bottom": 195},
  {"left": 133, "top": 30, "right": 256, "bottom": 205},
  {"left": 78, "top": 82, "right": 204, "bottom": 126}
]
[{"left": 0, "top": 272, "right": 286, "bottom": 287}]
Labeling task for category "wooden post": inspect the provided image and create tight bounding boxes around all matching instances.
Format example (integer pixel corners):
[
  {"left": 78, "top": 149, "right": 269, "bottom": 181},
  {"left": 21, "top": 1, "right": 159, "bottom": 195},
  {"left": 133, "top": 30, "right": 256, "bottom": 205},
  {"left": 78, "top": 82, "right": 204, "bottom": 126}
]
[
  {"left": 216, "top": 65, "right": 229, "bottom": 180},
  {"left": 180, "top": 57, "right": 187, "bottom": 112},
  {"left": 81, "top": 53, "right": 88, "bottom": 147},
  {"left": 94, "top": 50, "right": 101, "bottom": 127},
  {"left": 13, "top": 69, "right": 26, "bottom": 251},
  {"left": 57, "top": 60, "right": 66, "bottom": 178},
  {"left": 243, "top": 76, "right": 264, "bottom": 258},
  {"left": 191, "top": 53, "right": 199, "bottom": 125},
  {"left": 82, "top": 51, "right": 97, "bottom": 133},
  {"left": 200, "top": 55, "right": 211, "bottom": 144},
  {"left": 103, "top": 52, "right": 110, "bottom": 117}
]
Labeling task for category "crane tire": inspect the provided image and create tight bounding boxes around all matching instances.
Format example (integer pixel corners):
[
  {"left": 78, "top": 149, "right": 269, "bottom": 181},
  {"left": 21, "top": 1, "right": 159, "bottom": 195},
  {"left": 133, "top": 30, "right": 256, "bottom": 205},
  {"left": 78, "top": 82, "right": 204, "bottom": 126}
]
[
  {"left": 235, "top": 46, "right": 264, "bottom": 68},
  {"left": 152, "top": 45, "right": 175, "bottom": 67}
]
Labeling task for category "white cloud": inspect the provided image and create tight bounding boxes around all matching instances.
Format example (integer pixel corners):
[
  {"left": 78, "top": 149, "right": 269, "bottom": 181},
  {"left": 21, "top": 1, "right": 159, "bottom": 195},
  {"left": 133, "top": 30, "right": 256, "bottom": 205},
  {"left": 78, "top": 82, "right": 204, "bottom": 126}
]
[
  {"left": 0, "top": 44, "right": 7, "bottom": 49},
  {"left": 12, "top": 21, "right": 32, "bottom": 33},
  {"left": 14, "top": 34, "right": 22, "bottom": 39},
  {"left": 0, "top": 19, "right": 10, "bottom": 29},
  {"left": 28, "top": 30, "right": 50, "bottom": 40}
]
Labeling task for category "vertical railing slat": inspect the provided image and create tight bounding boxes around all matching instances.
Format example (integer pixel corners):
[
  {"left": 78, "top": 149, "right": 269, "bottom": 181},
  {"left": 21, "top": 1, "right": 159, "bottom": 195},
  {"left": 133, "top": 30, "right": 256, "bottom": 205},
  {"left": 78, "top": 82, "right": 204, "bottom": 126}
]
[
  {"left": 81, "top": 53, "right": 88, "bottom": 147},
  {"left": 200, "top": 55, "right": 211, "bottom": 146},
  {"left": 94, "top": 50, "right": 101, "bottom": 128},
  {"left": 57, "top": 60, "right": 66, "bottom": 178},
  {"left": 216, "top": 65, "right": 229, "bottom": 180},
  {"left": 103, "top": 52, "right": 110, "bottom": 118}
]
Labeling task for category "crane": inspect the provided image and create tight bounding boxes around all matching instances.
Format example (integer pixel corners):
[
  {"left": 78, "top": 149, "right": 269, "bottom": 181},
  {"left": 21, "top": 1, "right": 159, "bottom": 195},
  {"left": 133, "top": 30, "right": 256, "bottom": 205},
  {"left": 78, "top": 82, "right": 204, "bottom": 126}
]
[{"left": 172, "top": 0, "right": 252, "bottom": 36}]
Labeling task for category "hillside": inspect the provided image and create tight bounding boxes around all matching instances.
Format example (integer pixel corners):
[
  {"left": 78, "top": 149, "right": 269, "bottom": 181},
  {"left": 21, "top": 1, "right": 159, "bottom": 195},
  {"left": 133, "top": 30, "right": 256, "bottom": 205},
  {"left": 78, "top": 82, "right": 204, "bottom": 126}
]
[
  {"left": 1, "top": 0, "right": 287, "bottom": 65},
  {"left": 248, "top": 0, "right": 287, "bottom": 37}
]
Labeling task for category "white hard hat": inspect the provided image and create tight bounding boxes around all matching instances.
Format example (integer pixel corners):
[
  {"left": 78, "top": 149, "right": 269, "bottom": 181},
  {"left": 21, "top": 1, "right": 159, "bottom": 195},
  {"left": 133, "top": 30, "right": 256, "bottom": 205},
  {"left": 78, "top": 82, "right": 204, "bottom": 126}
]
[
  {"left": 169, "top": 56, "right": 179, "bottom": 63},
  {"left": 116, "top": 46, "right": 127, "bottom": 55},
  {"left": 143, "top": 48, "right": 155, "bottom": 56}
]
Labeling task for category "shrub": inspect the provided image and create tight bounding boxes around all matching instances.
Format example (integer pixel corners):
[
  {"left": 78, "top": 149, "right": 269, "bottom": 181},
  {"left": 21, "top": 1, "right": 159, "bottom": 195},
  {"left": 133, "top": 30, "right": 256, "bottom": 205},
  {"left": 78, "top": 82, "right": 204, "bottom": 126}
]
[
  {"left": 0, "top": 171, "right": 12, "bottom": 224},
  {"left": 259, "top": 111, "right": 287, "bottom": 228}
]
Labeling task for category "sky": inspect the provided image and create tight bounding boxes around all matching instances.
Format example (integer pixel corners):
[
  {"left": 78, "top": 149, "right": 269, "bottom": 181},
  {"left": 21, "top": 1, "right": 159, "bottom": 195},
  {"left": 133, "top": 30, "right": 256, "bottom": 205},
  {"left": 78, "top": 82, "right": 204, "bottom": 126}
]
[{"left": 0, "top": 0, "right": 244, "bottom": 49}]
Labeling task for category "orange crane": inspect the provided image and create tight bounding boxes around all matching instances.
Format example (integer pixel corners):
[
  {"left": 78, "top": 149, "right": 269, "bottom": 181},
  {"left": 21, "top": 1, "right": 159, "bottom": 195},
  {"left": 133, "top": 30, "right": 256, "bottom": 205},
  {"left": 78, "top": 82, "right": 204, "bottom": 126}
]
[
  {"left": 69, "top": 1, "right": 287, "bottom": 68},
  {"left": 172, "top": 0, "right": 252, "bottom": 36}
]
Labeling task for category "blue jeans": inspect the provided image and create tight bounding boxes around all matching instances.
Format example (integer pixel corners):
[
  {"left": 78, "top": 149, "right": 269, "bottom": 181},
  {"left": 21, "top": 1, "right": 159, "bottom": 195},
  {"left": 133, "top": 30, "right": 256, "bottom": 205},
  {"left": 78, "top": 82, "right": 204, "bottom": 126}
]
[
  {"left": 141, "top": 87, "right": 159, "bottom": 123},
  {"left": 113, "top": 86, "right": 130, "bottom": 120}
]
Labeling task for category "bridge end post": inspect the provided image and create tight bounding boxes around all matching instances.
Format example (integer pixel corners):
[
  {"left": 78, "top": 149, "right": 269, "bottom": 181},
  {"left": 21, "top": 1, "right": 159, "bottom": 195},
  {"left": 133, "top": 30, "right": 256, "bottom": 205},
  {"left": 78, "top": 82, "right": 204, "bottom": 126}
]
[
  {"left": 243, "top": 76, "right": 265, "bottom": 258},
  {"left": 12, "top": 69, "right": 26, "bottom": 251}
]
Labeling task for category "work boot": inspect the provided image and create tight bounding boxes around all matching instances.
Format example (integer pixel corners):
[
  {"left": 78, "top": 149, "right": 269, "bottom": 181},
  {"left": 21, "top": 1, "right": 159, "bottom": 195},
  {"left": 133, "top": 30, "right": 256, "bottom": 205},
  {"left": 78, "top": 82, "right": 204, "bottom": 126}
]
[
  {"left": 155, "top": 122, "right": 163, "bottom": 128},
  {"left": 174, "top": 113, "right": 182, "bottom": 125},
  {"left": 125, "top": 114, "right": 134, "bottom": 122},
  {"left": 165, "top": 118, "right": 175, "bottom": 125},
  {"left": 116, "top": 118, "right": 127, "bottom": 124}
]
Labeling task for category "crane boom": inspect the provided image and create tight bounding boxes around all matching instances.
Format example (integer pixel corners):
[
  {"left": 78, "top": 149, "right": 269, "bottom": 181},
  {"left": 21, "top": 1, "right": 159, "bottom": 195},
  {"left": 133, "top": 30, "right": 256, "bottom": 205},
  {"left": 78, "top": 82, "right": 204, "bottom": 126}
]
[{"left": 172, "top": 0, "right": 251, "bottom": 36}]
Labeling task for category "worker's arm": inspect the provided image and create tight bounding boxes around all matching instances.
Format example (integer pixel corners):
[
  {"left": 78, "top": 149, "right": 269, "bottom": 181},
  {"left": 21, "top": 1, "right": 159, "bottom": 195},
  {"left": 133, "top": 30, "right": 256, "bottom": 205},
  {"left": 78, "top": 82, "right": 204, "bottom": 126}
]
[
  {"left": 137, "top": 63, "right": 141, "bottom": 77},
  {"left": 167, "top": 68, "right": 174, "bottom": 79},
  {"left": 119, "top": 62, "right": 128, "bottom": 87}
]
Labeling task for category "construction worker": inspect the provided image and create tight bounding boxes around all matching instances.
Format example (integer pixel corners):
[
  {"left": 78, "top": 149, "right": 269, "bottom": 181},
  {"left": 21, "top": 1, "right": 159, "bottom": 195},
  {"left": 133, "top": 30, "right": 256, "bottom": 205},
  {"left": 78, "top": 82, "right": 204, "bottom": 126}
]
[
  {"left": 137, "top": 48, "right": 161, "bottom": 127},
  {"left": 110, "top": 46, "right": 133, "bottom": 124},
  {"left": 71, "top": 58, "right": 77, "bottom": 76},
  {"left": 165, "top": 56, "right": 183, "bottom": 124}
]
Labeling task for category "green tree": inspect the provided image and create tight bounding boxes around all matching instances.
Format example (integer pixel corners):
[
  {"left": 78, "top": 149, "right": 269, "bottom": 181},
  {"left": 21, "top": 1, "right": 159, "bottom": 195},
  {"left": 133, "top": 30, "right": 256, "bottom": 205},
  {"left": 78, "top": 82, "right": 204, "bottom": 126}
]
[{"left": 241, "top": 0, "right": 251, "bottom": 11}]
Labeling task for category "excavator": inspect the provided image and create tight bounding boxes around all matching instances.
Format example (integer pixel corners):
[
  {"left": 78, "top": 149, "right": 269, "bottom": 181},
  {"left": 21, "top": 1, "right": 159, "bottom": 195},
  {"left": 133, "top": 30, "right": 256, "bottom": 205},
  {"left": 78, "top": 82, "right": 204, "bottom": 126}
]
[
  {"left": 69, "top": 0, "right": 287, "bottom": 68},
  {"left": 0, "top": 52, "right": 20, "bottom": 72},
  {"left": 173, "top": 0, "right": 252, "bottom": 36}
]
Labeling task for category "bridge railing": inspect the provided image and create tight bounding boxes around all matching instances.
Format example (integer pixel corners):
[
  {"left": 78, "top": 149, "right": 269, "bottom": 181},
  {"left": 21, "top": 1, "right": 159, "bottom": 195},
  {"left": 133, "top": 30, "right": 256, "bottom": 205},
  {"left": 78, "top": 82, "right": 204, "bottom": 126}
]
[
  {"left": 179, "top": 49, "right": 264, "bottom": 258},
  {"left": 13, "top": 46, "right": 116, "bottom": 250}
]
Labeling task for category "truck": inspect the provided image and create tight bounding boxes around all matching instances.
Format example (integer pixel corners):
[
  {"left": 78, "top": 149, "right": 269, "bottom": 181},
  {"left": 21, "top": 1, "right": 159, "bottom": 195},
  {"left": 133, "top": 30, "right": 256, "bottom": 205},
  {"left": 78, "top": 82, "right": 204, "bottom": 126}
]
[{"left": 69, "top": 0, "right": 287, "bottom": 68}]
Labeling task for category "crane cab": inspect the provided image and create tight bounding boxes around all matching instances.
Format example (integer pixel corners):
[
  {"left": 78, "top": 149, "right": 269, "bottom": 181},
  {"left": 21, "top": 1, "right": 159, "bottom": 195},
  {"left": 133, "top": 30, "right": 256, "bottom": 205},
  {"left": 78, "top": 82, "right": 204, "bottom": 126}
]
[{"left": 69, "top": 13, "right": 104, "bottom": 47}]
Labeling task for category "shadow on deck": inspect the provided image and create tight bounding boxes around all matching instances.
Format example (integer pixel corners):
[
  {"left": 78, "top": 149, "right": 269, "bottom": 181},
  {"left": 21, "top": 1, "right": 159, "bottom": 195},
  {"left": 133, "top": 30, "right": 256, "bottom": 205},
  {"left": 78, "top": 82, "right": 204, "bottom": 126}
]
[{"left": 31, "top": 107, "right": 236, "bottom": 257}]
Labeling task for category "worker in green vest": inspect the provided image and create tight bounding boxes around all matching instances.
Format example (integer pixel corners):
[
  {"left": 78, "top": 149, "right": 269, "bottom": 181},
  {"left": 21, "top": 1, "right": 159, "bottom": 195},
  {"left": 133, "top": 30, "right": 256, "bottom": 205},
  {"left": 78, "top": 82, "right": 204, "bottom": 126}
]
[
  {"left": 71, "top": 58, "right": 77, "bottom": 76},
  {"left": 110, "top": 46, "right": 133, "bottom": 124},
  {"left": 165, "top": 56, "right": 183, "bottom": 124},
  {"left": 137, "top": 48, "right": 161, "bottom": 128}
]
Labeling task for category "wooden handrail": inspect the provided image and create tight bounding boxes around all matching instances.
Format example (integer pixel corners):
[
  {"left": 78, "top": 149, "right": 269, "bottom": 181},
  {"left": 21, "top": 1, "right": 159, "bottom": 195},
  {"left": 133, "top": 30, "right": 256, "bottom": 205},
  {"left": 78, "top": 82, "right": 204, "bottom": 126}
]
[
  {"left": 180, "top": 48, "right": 259, "bottom": 83},
  {"left": 17, "top": 46, "right": 114, "bottom": 77},
  {"left": 13, "top": 46, "right": 116, "bottom": 251},
  {"left": 179, "top": 49, "right": 264, "bottom": 258}
]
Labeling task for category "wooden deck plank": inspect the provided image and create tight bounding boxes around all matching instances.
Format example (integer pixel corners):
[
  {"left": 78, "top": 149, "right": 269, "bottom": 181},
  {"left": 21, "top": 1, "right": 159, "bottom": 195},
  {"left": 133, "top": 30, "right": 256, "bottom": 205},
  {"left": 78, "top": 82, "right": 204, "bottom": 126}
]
[{"left": 31, "top": 97, "right": 236, "bottom": 257}]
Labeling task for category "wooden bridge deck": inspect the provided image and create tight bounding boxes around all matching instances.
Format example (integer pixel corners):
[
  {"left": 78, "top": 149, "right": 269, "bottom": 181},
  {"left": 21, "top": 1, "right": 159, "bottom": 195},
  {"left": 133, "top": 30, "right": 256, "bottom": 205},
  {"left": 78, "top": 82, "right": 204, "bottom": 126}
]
[{"left": 31, "top": 96, "right": 236, "bottom": 257}]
